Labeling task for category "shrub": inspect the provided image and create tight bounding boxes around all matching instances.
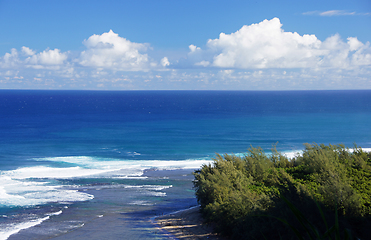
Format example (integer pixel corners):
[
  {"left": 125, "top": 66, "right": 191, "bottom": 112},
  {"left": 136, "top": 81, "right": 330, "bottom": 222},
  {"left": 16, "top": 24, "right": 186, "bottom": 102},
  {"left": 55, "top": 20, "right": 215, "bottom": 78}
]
[{"left": 193, "top": 143, "right": 371, "bottom": 239}]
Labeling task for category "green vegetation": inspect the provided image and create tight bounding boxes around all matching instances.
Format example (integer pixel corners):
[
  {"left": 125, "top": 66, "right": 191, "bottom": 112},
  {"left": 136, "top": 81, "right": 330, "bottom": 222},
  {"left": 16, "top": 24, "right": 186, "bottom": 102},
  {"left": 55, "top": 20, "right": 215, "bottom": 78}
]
[{"left": 193, "top": 144, "right": 371, "bottom": 239}]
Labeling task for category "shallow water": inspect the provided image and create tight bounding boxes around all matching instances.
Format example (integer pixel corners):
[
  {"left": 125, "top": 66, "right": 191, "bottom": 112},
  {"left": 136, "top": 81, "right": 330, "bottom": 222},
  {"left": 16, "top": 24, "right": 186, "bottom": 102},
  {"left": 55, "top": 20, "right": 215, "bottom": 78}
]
[{"left": 4, "top": 169, "right": 196, "bottom": 240}]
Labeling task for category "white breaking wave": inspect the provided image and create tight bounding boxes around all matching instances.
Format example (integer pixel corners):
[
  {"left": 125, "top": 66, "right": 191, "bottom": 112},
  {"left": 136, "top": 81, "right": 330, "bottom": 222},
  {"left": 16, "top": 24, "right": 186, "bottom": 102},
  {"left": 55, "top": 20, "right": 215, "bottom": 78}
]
[
  {"left": 4, "top": 166, "right": 115, "bottom": 179},
  {"left": 34, "top": 156, "right": 213, "bottom": 173},
  {"left": 281, "top": 147, "right": 371, "bottom": 159},
  {"left": 348, "top": 148, "right": 371, "bottom": 153},
  {"left": 0, "top": 156, "right": 212, "bottom": 208},
  {"left": 0, "top": 172, "right": 94, "bottom": 207},
  {"left": 123, "top": 185, "right": 172, "bottom": 191},
  {"left": 0, "top": 209, "right": 64, "bottom": 239},
  {"left": 281, "top": 150, "right": 303, "bottom": 159},
  {"left": 0, "top": 216, "right": 49, "bottom": 240},
  {"left": 129, "top": 200, "right": 153, "bottom": 206},
  {"left": 46, "top": 210, "right": 63, "bottom": 216},
  {"left": 232, "top": 150, "right": 303, "bottom": 159},
  {"left": 232, "top": 147, "right": 371, "bottom": 160},
  {"left": 0, "top": 174, "right": 94, "bottom": 207},
  {"left": 149, "top": 192, "right": 167, "bottom": 197}
]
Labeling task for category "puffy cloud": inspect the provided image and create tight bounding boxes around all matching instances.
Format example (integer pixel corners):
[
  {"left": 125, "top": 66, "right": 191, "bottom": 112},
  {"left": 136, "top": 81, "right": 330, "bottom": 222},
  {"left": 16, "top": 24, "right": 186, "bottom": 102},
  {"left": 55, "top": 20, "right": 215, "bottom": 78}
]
[
  {"left": 320, "top": 34, "right": 350, "bottom": 68},
  {"left": 0, "top": 23, "right": 370, "bottom": 90},
  {"left": 1, "top": 47, "right": 68, "bottom": 69},
  {"left": 187, "top": 18, "right": 371, "bottom": 70},
  {"left": 79, "top": 30, "right": 151, "bottom": 71},
  {"left": 25, "top": 48, "right": 68, "bottom": 66},
  {"left": 0, "top": 30, "right": 167, "bottom": 89},
  {"left": 319, "top": 35, "right": 371, "bottom": 68},
  {"left": 161, "top": 57, "right": 170, "bottom": 67},
  {"left": 21, "top": 46, "right": 36, "bottom": 56},
  {"left": 189, "top": 18, "right": 323, "bottom": 69},
  {"left": 189, "top": 44, "right": 201, "bottom": 53},
  {"left": 1, "top": 48, "right": 20, "bottom": 68},
  {"left": 347, "top": 37, "right": 363, "bottom": 51},
  {"left": 348, "top": 39, "right": 371, "bottom": 66}
]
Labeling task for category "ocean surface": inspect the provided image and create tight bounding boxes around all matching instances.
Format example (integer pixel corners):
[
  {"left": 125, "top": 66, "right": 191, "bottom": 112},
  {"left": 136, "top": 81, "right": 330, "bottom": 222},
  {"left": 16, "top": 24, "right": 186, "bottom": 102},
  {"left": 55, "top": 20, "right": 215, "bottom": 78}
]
[{"left": 0, "top": 90, "right": 370, "bottom": 239}]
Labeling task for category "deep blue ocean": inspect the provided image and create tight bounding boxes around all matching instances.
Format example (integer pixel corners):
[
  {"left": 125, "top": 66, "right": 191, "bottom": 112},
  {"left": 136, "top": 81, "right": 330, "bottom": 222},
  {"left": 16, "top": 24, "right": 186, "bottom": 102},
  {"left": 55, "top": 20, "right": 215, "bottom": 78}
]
[{"left": 0, "top": 90, "right": 370, "bottom": 239}]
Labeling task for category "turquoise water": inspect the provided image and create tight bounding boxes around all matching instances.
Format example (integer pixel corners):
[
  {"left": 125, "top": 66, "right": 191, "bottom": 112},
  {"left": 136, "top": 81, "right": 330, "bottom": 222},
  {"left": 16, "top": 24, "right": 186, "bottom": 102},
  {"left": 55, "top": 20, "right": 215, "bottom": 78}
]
[{"left": 0, "top": 90, "right": 370, "bottom": 239}]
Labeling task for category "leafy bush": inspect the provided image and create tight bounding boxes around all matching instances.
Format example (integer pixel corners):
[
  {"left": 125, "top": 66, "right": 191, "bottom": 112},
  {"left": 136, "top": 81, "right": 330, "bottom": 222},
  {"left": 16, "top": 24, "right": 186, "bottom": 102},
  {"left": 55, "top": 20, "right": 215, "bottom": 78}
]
[{"left": 193, "top": 143, "right": 371, "bottom": 239}]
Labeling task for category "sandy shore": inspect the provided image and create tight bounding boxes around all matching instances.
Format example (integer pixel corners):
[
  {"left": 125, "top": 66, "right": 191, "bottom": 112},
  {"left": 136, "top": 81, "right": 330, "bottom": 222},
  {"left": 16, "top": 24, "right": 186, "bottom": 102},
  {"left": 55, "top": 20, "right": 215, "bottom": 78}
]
[{"left": 154, "top": 206, "right": 226, "bottom": 240}]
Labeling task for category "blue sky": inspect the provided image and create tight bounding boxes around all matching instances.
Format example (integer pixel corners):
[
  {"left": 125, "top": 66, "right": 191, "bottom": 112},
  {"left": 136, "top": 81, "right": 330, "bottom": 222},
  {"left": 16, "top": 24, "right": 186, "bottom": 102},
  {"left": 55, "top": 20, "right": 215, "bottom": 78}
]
[{"left": 0, "top": 0, "right": 370, "bottom": 90}]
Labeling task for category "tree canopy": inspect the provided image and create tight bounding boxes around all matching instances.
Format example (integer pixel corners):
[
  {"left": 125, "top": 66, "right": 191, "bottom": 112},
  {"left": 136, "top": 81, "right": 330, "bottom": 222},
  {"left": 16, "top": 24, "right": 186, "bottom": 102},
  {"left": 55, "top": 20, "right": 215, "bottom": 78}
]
[{"left": 193, "top": 143, "right": 371, "bottom": 239}]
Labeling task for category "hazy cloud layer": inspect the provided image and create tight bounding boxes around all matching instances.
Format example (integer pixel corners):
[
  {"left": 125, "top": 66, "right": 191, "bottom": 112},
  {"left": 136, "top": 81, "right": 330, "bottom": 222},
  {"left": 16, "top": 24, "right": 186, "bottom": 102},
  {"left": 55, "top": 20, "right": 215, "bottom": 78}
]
[{"left": 303, "top": 10, "right": 371, "bottom": 16}]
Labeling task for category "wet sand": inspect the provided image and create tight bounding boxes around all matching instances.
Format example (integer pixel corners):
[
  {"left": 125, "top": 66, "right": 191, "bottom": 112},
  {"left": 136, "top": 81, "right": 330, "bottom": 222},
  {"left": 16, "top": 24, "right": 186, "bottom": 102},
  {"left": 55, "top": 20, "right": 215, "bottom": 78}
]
[{"left": 154, "top": 206, "right": 226, "bottom": 240}]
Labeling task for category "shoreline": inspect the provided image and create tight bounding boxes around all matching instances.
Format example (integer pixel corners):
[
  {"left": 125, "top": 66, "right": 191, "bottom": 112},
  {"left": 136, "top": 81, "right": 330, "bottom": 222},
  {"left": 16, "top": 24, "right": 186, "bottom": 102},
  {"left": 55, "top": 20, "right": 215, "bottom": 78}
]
[{"left": 153, "top": 206, "right": 226, "bottom": 240}]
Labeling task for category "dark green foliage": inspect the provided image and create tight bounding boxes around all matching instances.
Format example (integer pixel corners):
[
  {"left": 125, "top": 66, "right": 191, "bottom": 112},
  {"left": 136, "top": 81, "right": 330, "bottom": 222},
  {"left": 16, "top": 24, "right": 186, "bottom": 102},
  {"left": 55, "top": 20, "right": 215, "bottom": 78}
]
[{"left": 193, "top": 144, "right": 371, "bottom": 239}]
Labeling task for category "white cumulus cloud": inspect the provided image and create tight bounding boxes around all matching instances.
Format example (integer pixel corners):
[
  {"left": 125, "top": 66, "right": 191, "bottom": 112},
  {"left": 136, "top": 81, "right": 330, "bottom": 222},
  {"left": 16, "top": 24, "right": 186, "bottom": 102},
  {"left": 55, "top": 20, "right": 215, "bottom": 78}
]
[
  {"left": 1, "top": 48, "right": 20, "bottom": 68},
  {"left": 25, "top": 48, "right": 68, "bottom": 66},
  {"left": 187, "top": 18, "right": 371, "bottom": 70},
  {"left": 1, "top": 47, "right": 68, "bottom": 69},
  {"left": 161, "top": 57, "right": 170, "bottom": 67},
  {"left": 21, "top": 46, "right": 36, "bottom": 56},
  {"left": 319, "top": 35, "right": 371, "bottom": 68},
  {"left": 79, "top": 30, "right": 151, "bottom": 71},
  {"left": 347, "top": 37, "right": 363, "bottom": 51},
  {"left": 0, "top": 22, "right": 370, "bottom": 90}
]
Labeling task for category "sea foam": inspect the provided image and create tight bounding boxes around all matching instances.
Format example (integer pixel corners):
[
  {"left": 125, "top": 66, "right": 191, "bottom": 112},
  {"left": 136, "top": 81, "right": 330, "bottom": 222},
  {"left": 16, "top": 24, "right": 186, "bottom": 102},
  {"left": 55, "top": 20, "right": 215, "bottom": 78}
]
[
  {"left": 0, "top": 174, "right": 93, "bottom": 207},
  {"left": 0, "top": 216, "right": 50, "bottom": 240},
  {"left": 34, "top": 156, "right": 213, "bottom": 172},
  {"left": 0, "top": 156, "right": 212, "bottom": 207}
]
